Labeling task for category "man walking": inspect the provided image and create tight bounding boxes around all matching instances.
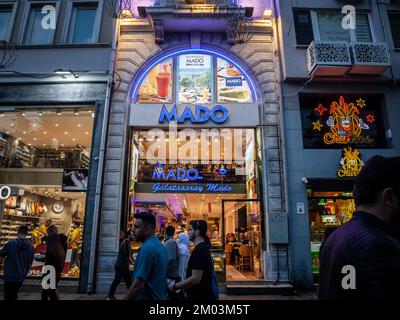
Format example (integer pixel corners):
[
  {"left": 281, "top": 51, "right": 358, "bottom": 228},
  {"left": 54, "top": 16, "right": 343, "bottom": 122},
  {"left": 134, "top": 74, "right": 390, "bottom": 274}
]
[
  {"left": 319, "top": 156, "right": 400, "bottom": 299},
  {"left": 124, "top": 212, "right": 168, "bottom": 300},
  {"left": 164, "top": 226, "right": 180, "bottom": 281},
  {"left": 107, "top": 230, "right": 133, "bottom": 300},
  {"left": 0, "top": 225, "right": 34, "bottom": 301}
]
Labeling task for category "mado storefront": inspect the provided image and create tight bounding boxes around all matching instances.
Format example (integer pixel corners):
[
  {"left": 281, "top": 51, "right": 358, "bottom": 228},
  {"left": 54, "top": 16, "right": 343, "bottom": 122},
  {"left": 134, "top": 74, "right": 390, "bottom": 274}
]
[{"left": 128, "top": 49, "right": 265, "bottom": 282}]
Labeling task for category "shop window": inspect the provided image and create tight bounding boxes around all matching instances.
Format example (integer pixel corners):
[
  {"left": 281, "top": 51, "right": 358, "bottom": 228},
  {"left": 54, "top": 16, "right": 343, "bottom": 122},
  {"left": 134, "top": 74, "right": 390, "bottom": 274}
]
[
  {"left": 300, "top": 95, "right": 387, "bottom": 149},
  {"left": 388, "top": 12, "right": 400, "bottom": 49},
  {"left": 67, "top": 3, "right": 98, "bottom": 44},
  {"left": 128, "top": 128, "right": 264, "bottom": 281},
  {"left": 308, "top": 190, "right": 355, "bottom": 280},
  {"left": 0, "top": 108, "right": 94, "bottom": 279},
  {"left": 135, "top": 53, "right": 255, "bottom": 104}
]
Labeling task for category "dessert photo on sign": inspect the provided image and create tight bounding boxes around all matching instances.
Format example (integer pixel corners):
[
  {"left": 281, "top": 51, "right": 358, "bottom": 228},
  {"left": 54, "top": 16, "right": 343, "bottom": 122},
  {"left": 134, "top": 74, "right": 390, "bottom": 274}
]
[
  {"left": 217, "top": 58, "right": 252, "bottom": 103},
  {"left": 136, "top": 59, "right": 173, "bottom": 103}
]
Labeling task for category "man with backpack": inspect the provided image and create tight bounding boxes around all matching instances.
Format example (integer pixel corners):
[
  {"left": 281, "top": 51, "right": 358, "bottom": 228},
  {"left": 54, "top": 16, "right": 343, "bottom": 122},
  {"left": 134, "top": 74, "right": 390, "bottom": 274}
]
[{"left": 167, "top": 220, "right": 219, "bottom": 300}]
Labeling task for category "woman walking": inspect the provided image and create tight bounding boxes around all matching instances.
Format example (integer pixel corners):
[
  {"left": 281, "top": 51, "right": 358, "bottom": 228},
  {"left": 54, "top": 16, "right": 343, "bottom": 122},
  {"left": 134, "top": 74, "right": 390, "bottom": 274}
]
[
  {"left": 41, "top": 225, "right": 65, "bottom": 300},
  {"left": 177, "top": 232, "right": 191, "bottom": 282}
]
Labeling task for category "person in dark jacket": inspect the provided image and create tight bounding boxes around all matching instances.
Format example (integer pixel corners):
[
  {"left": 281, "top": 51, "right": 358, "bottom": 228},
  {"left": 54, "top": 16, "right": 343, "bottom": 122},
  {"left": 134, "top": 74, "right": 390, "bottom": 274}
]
[
  {"left": 319, "top": 156, "right": 400, "bottom": 300},
  {"left": 107, "top": 230, "right": 133, "bottom": 300},
  {"left": 0, "top": 225, "right": 34, "bottom": 301},
  {"left": 41, "top": 225, "right": 66, "bottom": 301}
]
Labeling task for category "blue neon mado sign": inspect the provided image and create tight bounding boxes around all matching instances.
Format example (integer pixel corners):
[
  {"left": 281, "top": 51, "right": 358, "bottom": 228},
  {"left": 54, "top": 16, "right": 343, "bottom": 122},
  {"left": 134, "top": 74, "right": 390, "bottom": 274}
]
[
  {"left": 152, "top": 164, "right": 203, "bottom": 181},
  {"left": 159, "top": 105, "right": 229, "bottom": 124}
]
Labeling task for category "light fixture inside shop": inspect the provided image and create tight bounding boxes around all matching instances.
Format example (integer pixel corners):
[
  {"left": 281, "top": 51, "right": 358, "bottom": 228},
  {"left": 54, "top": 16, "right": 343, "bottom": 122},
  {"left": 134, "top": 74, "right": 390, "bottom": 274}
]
[
  {"left": 38, "top": 111, "right": 43, "bottom": 116},
  {"left": 0, "top": 113, "right": 4, "bottom": 117},
  {"left": 21, "top": 112, "right": 26, "bottom": 116},
  {"left": 57, "top": 109, "right": 62, "bottom": 116},
  {"left": 74, "top": 109, "right": 79, "bottom": 115}
]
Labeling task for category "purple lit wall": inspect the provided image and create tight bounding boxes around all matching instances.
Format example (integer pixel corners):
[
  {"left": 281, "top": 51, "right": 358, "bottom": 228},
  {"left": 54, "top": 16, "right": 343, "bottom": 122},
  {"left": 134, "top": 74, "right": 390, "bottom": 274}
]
[
  {"left": 131, "top": 0, "right": 270, "bottom": 19},
  {"left": 238, "top": 0, "right": 270, "bottom": 18}
]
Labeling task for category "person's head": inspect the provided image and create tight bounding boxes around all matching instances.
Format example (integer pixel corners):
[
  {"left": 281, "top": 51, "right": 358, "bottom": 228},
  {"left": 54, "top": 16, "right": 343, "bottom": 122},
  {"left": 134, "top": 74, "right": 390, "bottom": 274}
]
[
  {"left": 189, "top": 220, "right": 208, "bottom": 242},
  {"left": 17, "top": 225, "right": 29, "bottom": 238},
  {"left": 46, "top": 231, "right": 65, "bottom": 257},
  {"left": 45, "top": 219, "right": 52, "bottom": 228},
  {"left": 354, "top": 156, "right": 400, "bottom": 228},
  {"left": 178, "top": 232, "right": 190, "bottom": 247},
  {"left": 74, "top": 221, "right": 81, "bottom": 228},
  {"left": 212, "top": 225, "right": 218, "bottom": 232},
  {"left": 133, "top": 212, "right": 156, "bottom": 242},
  {"left": 47, "top": 225, "right": 59, "bottom": 235},
  {"left": 165, "top": 226, "right": 175, "bottom": 238},
  {"left": 120, "top": 230, "right": 126, "bottom": 240},
  {"left": 239, "top": 232, "right": 245, "bottom": 240}
]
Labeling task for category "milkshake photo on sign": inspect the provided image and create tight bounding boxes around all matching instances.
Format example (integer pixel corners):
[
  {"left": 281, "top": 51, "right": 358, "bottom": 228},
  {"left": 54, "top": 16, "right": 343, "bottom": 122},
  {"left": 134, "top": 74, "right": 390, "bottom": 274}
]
[
  {"left": 177, "top": 54, "right": 213, "bottom": 104},
  {"left": 136, "top": 59, "right": 173, "bottom": 103}
]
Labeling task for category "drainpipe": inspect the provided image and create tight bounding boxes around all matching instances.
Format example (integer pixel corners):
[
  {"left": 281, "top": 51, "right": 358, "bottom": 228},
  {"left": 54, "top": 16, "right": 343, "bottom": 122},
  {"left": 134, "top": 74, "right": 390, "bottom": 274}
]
[
  {"left": 86, "top": 17, "right": 119, "bottom": 294},
  {"left": 271, "top": 0, "right": 292, "bottom": 282},
  {"left": 377, "top": 0, "right": 397, "bottom": 87}
]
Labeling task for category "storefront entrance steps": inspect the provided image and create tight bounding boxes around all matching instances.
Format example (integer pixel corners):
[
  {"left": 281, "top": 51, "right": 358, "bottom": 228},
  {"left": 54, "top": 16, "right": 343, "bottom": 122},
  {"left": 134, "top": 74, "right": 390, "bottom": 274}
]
[{"left": 226, "top": 281, "right": 294, "bottom": 296}]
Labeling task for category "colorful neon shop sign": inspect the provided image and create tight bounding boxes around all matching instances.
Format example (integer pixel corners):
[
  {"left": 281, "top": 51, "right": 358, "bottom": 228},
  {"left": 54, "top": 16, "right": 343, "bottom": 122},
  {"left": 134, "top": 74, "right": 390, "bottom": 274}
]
[
  {"left": 152, "top": 183, "right": 233, "bottom": 193},
  {"left": 152, "top": 164, "right": 204, "bottom": 181},
  {"left": 337, "top": 147, "right": 364, "bottom": 178},
  {"left": 159, "top": 105, "right": 229, "bottom": 124},
  {"left": 312, "top": 96, "right": 374, "bottom": 145}
]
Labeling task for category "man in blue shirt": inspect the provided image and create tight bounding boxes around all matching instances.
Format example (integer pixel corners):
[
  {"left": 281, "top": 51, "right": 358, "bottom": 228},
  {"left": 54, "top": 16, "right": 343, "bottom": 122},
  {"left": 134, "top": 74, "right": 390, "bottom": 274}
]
[{"left": 124, "top": 212, "right": 168, "bottom": 300}]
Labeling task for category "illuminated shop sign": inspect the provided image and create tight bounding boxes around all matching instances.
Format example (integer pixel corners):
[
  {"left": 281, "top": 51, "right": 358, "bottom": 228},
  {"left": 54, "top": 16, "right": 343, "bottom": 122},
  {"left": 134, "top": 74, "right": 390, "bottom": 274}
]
[
  {"left": 337, "top": 147, "right": 364, "bottom": 178},
  {"left": 152, "top": 183, "right": 233, "bottom": 193},
  {"left": 158, "top": 104, "right": 229, "bottom": 124},
  {"left": 226, "top": 77, "right": 243, "bottom": 87},
  {"left": 135, "top": 183, "right": 246, "bottom": 194},
  {"left": 301, "top": 95, "right": 385, "bottom": 149},
  {"left": 152, "top": 164, "right": 203, "bottom": 181}
]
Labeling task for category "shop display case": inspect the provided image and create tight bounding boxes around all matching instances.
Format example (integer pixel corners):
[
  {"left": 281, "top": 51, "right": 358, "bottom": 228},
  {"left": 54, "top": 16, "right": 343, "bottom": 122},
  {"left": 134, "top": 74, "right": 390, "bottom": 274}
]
[{"left": 211, "top": 252, "right": 225, "bottom": 282}]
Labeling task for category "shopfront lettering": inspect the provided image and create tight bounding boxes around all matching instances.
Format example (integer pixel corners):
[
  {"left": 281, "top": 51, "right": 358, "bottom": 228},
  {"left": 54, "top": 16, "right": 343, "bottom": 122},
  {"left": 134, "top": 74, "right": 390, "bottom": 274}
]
[
  {"left": 158, "top": 105, "right": 228, "bottom": 124},
  {"left": 152, "top": 165, "right": 203, "bottom": 181},
  {"left": 151, "top": 183, "right": 234, "bottom": 193},
  {"left": 226, "top": 77, "right": 243, "bottom": 87}
]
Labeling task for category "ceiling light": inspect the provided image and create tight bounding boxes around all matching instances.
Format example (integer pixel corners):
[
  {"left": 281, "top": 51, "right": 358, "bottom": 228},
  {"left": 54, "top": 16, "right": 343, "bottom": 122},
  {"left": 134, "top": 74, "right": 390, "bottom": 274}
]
[
  {"left": 74, "top": 109, "right": 79, "bottom": 115},
  {"left": 10, "top": 123, "right": 14, "bottom": 127},
  {"left": 21, "top": 112, "right": 26, "bottom": 116},
  {"left": 32, "top": 123, "right": 36, "bottom": 127},
  {"left": 77, "top": 124, "right": 82, "bottom": 127},
  {"left": 23, "top": 131, "right": 26, "bottom": 134},
  {"left": 57, "top": 110, "right": 62, "bottom": 116},
  {"left": 64, "top": 131, "right": 68, "bottom": 135},
  {"left": 91, "top": 113, "right": 94, "bottom": 118},
  {"left": 61, "top": 144, "right": 64, "bottom": 147},
  {"left": 43, "top": 131, "right": 47, "bottom": 134},
  {"left": 72, "top": 138, "right": 76, "bottom": 142},
  {"left": 43, "top": 144, "right": 46, "bottom": 146},
  {"left": 0, "top": 113, "right": 4, "bottom": 117},
  {"left": 85, "top": 132, "right": 89, "bottom": 135},
  {"left": 33, "top": 138, "right": 37, "bottom": 141},
  {"left": 38, "top": 111, "right": 43, "bottom": 116},
  {"left": 55, "top": 124, "right": 59, "bottom": 127},
  {"left": 6, "top": 131, "right": 10, "bottom": 134},
  {"left": 52, "top": 138, "right": 57, "bottom": 141}
]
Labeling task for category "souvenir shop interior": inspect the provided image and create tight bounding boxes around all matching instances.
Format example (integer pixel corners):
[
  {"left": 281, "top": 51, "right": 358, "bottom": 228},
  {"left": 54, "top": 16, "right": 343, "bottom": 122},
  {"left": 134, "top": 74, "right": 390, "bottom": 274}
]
[
  {"left": 0, "top": 107, "right": 94, "bottom": 279},
  {"left": 308, "top": 183, "right": 356, "bottom": 282},
  {"left": 127, "top": 129, "right": 264, "bottom": 282}
]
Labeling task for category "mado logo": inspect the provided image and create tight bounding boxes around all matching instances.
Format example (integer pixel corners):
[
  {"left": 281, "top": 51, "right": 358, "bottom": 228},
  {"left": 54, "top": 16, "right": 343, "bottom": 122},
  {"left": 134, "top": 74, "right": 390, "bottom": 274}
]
[
  {"left": 152, "top": 164, "right": 203, "bottom": 181},
  {"left": 226, "top": 77, "right": 243, "bottom": 87},
  {"left": 159, "top": 105, "right": 229, "bottom": 124}
]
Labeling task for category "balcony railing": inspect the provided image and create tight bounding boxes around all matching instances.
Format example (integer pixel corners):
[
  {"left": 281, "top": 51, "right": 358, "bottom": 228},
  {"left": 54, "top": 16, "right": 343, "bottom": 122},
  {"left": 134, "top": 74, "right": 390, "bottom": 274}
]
[
  {"left": 307, "top": 41, "right": 352, "bottom": 77},
  {"left": 307, "top": 41, "right": 390, "bottom": 77},
  {"left": 349, "top": 42, "right": 390, "bottom": 75}
]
